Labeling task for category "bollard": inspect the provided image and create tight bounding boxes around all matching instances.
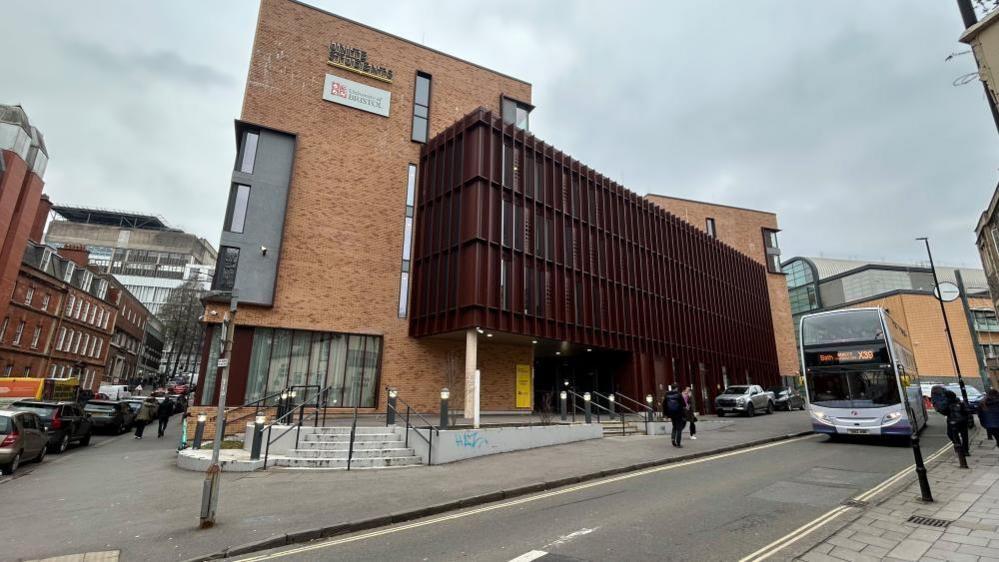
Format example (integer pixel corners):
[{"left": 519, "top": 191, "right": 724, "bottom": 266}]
[
  {"left": 560, "top": 390, "right": 567, "bottom": 421},
  {"left": 386, "top": 388, "right": 398, "bottom": 426},
  {"left": 583, "top": 392, "right": 592, "bottom": 424},
  {"left": 193, "top": 413, "right": 207, "bottom": 450},
  {"left": 646, "top": 394, "right": 655, "bottom": 422},
  {"left": 250, "top": 415, "right": 265, "bottom": 460},
  {"left": 278, "top": 390, "right": 289, "bottom": 420},
  {"left": 608, "top": 393, "right": 616, "bottom": 414},
  {"left": 440, "top": 388, "right": 450, "bottom": 428}
]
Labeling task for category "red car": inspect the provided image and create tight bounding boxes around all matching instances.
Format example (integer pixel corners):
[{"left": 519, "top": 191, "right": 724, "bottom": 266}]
[{"left": 168, "top": 384, "right": 189, "bottom": 395}]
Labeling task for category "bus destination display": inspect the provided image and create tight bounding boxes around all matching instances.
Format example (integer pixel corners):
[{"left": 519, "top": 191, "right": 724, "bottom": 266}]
[{"left": 806, "top": 347, "right": 887, "bottom": 366}]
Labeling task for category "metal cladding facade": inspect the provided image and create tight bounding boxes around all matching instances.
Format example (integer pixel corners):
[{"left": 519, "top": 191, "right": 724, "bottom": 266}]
[{"left": 410, "top": 108, "right": 780, "bottom": 398}]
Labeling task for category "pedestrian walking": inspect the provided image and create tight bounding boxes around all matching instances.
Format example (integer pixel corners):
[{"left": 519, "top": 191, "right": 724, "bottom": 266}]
[
  {"left": 663, "top": 385, "right": 687, "bottom": 448},
  {"left": 156, "top": 398, "right": 173, "bottom": 438},
  {"left": 134, "top": 397, "right": 156, "bottom": 439},
  {"left": 977, "top": 389, "right": 999, "bottom": 448},
  {"left": 943, "top": 389, "right": 971, "bottom": 457},
  {"left": 682, "top": 386, "right": 698, "bottom": 440}
]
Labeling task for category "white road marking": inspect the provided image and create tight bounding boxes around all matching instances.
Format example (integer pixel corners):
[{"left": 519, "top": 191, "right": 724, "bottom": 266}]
[
  {"left": 545, "top": 527, "right": 597, "bottom": 548},
  {"left": 739, "top": 441, "right": 955, "bottom": 562},
  {"left": 508, "top": 550, "right": 548, "bottom": 562},
  {"left": 235, "top": 435, "right": 817, "bottom": 561}
]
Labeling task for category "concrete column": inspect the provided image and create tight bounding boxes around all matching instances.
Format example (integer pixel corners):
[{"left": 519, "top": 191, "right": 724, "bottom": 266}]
[{"left": 464, "top": 328, "right": 478, "bottom": 421}]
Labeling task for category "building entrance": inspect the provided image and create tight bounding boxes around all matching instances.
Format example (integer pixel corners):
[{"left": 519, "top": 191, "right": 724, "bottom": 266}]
[{"left": 532, "top": 345, "right": 630, "bottom": 414}]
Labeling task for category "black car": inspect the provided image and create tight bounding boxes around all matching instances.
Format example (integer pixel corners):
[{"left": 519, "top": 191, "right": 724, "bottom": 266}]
[
  {"left": 8, "top": 400, "right": 93, "bottom": 453},
  {"left": 767, "top": 386, "right": 806, "bottom": 411},
  {"left": 83, "top": 400, "right": 135, "bottom": 434}
]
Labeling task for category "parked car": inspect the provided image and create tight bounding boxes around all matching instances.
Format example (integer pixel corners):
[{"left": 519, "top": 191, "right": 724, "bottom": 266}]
[
  {"left": 715, "top": 385, "right": 775, "bottom": 417},
  {"left": 8, "top": 400, "right": 92, "bottom": 453},
  {"left": 83, "top": 400, "right": 135, "bottom": 434},
  {"left": 0, "top": 410, "right": 48, "bottom": 474},
  {"left": 920, "top": 383, "right": 984, "bottom": 413},
  {"left": 767, "top": 386, "right": 805, "bottom": 411},
  {"left": 98, "top": 385, "right": 131, "bottom": 401},
  {"left": 120, "top": 399, "right": 145, "bottom": 417},
  {"left": 167, "top": 383, "right": 190, "bottom": 395}
]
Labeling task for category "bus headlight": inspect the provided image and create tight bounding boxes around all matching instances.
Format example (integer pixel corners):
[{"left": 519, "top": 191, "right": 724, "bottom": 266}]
[
  {"left": 811, "top": 411, "right": 834, "bottom": 425},
  {"left": 882, "top": 411, "right": 904, "bottom": 426}
]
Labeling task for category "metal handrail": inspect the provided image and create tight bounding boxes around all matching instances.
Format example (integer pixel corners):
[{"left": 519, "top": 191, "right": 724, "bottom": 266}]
[
  {"left": 613, "top": 391, "right": 656, "bottom": 415},
  {"left": 590, "top": 390, "right": 652, "bottom": 435},
  {"left": 590, "top": 390, "right": 644, "bottom": 435},
  {"left": 261, "top": 382, "right": 338, "bottom": 469},
  {"left": 385, "top": 390, "right": 440, "bottom": 466}
]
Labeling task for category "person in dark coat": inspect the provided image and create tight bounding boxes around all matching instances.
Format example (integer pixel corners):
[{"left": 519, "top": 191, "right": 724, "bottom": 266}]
[
  {"left": 663, "top": 385, "right": 687, "bottom": 448},
  {"left": 977, "top": 389, "right": 999, "bottom": 448},
  {"left": 156, "top": 398, "right": 173, "bottom": 438},
  {"left": 943, "top": 390, "right": 971, "bottom": 457}
]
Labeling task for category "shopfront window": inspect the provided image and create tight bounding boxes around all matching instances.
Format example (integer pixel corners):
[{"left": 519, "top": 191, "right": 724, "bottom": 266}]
[{"left": 241, "top": 328, "right": 382, "bottom": 408}]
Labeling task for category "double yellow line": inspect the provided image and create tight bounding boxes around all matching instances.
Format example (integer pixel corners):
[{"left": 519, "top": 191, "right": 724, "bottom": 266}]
[
  {"left": 236, "top": 435, "right": 817, "bottom": 561},
  {"left": 739, "top": 442, "right": 954, "bottom": 562}
]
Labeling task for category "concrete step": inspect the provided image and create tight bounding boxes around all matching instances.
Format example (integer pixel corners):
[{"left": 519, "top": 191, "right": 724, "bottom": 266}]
[
  {"left": 302, "top": 426, "right": 394, "bottom": 435},
  {"left": 271, "top": 455, "right": 423, "bottom": 469},
  {"left": 298, "top": 439, "right": 404, "bottom": 449},
  {"left": 302, "top": 432, "right": 400, "bottom": 442},
  {"left": 286, "top": 447, "right": 417, "bottom": 459}
]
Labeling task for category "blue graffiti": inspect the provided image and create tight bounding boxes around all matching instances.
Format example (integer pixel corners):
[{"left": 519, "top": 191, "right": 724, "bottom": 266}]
[{"left": 455, "top": 431, "right": 488, "bottom": 449}]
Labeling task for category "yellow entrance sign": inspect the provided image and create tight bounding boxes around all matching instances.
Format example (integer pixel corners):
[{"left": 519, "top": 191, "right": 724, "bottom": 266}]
[{"left": 515, "top": 364, "right": 532, "bottom": 409}]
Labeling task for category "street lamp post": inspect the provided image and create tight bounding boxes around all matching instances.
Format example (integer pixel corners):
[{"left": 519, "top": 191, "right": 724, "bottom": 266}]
[
  {"left": 200, "top": 294, "right": 237, "bottom": 529},
  {"left": 559, "top": 390, "right": 567, "bottom": 421},
  {"left": 440, "top": 388, "right": 450, "bottom": 428},
  {"left": 917, "top": 237, "right": 972, "bottom": 408}
]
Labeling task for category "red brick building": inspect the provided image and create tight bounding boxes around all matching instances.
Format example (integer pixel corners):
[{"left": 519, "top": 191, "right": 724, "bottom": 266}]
[
  {"left": 0, "top": 243, "right": 116, "bottom": 391},
  {"left": 1, "top": 105, "right": 49, "bottom": 324}
]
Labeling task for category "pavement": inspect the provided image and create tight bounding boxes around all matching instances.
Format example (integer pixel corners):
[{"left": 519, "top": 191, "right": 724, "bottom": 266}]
[
  {"left": 234, "top": 415, "right": 953, "bottom": 561},
  {"left": 787, "top": 429, "right": 999, "bottom": 562},
  {"left": 4, "top": 409, "right": 810, "bottom": 561}
]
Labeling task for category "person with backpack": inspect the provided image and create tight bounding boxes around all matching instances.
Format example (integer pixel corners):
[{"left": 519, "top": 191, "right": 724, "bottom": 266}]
[
  {"left": 134, "top": 397, "right": 157, "bottom": 439},
  {"left": 682, "top": 386, "right": 698, "bottom": 440},
  {"left": 156, "top": 398, "right": 173, "bottom": 438},
  {"left": 943, "top": 390, "right": 971, "bottom": 458},
  {"left": 663, "top": 385, "right": 687, "bottom": 448}
]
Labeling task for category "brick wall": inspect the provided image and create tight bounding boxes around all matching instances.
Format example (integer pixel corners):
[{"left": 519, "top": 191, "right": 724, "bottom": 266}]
[
  {"left": 205, "top": 0, "right": 532, "bottom": 412},
  {"left": 646, "top": 194, "right": 798, "bottom": 375}
]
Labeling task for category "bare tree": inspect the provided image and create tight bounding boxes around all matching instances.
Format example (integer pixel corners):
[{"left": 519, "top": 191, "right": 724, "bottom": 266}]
[{"left": 159, "top": 279, "right": 208, "bottom": 381}]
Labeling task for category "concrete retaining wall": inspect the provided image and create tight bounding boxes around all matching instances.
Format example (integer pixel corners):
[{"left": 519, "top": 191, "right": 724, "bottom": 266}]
[{"left": 401, "top": 422, "right": 603, "bottom": 465}]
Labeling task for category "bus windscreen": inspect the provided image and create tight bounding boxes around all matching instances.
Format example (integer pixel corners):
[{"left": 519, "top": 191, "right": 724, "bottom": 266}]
[
  {"left": 801, "top": 310, "right": 884, "bottom": 346},
  {"left": 806, "top": 368, "right": 901, "bottom": 409}
]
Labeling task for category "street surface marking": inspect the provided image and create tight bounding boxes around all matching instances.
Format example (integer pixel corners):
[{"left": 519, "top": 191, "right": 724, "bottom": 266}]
[
  {"left": 235, "top": 434, "right": 817, "bottom": 561},
  {"left": 740, "top": 441, "right": 954, "bottom": 562},
  {"left": 508, "top": 551, "right": 548, "bottom": 562},
  {"left": 545, "top": 527, "right": 597, "bottom": 548}
]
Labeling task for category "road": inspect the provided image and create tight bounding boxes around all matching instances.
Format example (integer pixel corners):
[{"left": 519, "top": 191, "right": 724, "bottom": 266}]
[{"left": 239, "top": 422, "right": 952, "bottom": 562}]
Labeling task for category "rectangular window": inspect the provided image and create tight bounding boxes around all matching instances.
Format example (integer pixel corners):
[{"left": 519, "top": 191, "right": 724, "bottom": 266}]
[
  {"left": 501, "top": 96, "right": 531, "bottom": 131},
  {"left": 502, "top": 199, "right": 513, "bottom": 247},
  {"left": 65, "top": 295, "right": 75, "bottom": 316},
  {"left": 63, "top": 262, "right": 75, "bottom": 282},
  {"left": 406, "top": 163, "right": 417, "bottom": 207},
  {"left": 224, "top": 184, "right": 251, "bottom": 234},
  {"left": 40, "top": 250, "right": 52, "bottom": 272},
  {"left": 23, "top": 367, "right": 30, "bottom": 378},
  {"left": 398, "top": 272, "right": 410, "bottom": 318},
  {"left": 500, "top": 258, "right": 511, "bottom": 310},
  {"left": 13, "top": 321, "right": 25, "bottom": 345},
  {"left": 0, "top": 317, "right": 7, "bottom": 342},
  {"left": 82, "top": 302, "right": 90, "bottom": 322},
  {"left": 411, "top": 72, "right": 431, "bottom": 143},
  {"left": 30, "top": 326, "right": 40, "bottom": 349},
  {"left": 95, "top": 338, "right": 102, "bottom": 358},
  {"left": 25, "top": 287, "right": 34, "bottom": 305},
  {"left": 705, "top": 218, "right": 716, "bottom": 238},
  {"left": 239, "top": 130, "right": 259, "bottom": 174},
  {"left": 56, "top": 327, "right": 66, "bottom": 351},
  {"left": 3, "top": 365, "right": 10, "bottom": 377},
  {"left": 213, "top": 246, "right": 240, "bottom": 292},
  {"left": 74, "top": 299, "right": 82, "bottom": 319},
  {"left": 41, "top": 294, "right": 49, "bottom": 311},
  {"left": 763, "top": 228, "right": 782, "bottom": 273}
]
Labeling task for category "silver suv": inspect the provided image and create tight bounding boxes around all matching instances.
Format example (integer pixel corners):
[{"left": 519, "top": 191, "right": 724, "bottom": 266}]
[{"left": 714, "top": 385, "right": 775, "bottom": 417}]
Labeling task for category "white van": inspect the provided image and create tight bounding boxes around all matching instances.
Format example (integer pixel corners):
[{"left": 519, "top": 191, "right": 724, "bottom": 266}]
[{"left": 98, "top": 385, "right": 131, "bottom": 400}]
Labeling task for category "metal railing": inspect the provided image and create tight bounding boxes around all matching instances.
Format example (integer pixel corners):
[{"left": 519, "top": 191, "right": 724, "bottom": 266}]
[
  {"left": 590, "top": 390, "right": 651, "bottom": 435},
  {"left": 261, "top": 383, "right": 336, "bottom": 469},
  {"left": 385, "top": 389, "right": 440, "bottom": 467}
]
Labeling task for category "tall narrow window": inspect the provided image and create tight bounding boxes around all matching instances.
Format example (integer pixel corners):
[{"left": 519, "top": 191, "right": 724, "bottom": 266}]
[
  {"left": 500, "top": 258, "right": 511, "bottom": 310},
  {"left": 501, "top": 96, "right": 531, "bottom": 131},
  {"left": 399, "top": 164, "right": 417, "bottom": 318},
  {"left": 41, "top": 294, "right": 49, "bottom": 311},
  {"left": 763, "top": 228, "right": 782, "bottom": 273},
  {"left": 0, "top": 317, "right": 8, "bottom": 342},
  {"left": 225, "top": 184, "right": 251, "bottom": 234},
  {"left": 705, "top": 218, "right": 716, "bottom": 238},
  {"left": 30, "top": 326, "right": 41, "bottom": 349},
  {"left": 239, "top": 130, "right": 259, "bottom": 174},
  {"left": 411, "top": 72, "right": 431, "bottom": 143},
  {"left": 12, "top": 321, "right": 25, "bottom": 345},
  {"left": 24, "top": 287, "right": 34, "bottom": 305}
]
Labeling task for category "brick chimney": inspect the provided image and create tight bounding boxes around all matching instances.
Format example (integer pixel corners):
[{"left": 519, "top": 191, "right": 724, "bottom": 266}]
[
  {"left": 58, "top": 243, "right": 90, "bottom": 268},
  {"left": 29, "top": 194, "right": 51, "bottom": 243}
]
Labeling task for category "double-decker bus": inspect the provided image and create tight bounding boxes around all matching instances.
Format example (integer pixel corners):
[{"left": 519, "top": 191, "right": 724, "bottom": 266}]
[{"left": 799, "top": 307, "right": 926, "bottom": 437}]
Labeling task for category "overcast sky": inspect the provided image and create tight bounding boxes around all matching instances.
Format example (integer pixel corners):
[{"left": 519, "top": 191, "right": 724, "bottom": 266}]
[{"left": 3, "top": 1, "right": 997, "bottom": 267}]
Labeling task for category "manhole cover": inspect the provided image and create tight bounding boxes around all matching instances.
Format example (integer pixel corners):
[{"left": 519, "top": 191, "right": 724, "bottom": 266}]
[
  {"left": 907, "top": 515, "right": 951, "bottom": 528},
  {"left": 842, "top": 499, "right": 868, "bottom": 508}
]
